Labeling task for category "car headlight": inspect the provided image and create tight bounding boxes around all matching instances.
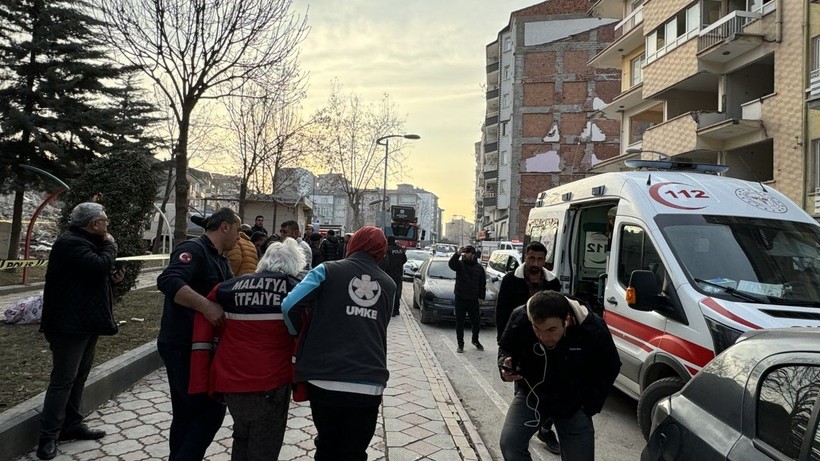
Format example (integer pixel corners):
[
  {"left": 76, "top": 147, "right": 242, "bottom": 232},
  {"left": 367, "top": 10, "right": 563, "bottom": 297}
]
[
  {"left": 704, "top": 317, "right": 743, "bottom": 356},
  {"left": 432, "top": 297, "right": 453, "bottom": 305}
]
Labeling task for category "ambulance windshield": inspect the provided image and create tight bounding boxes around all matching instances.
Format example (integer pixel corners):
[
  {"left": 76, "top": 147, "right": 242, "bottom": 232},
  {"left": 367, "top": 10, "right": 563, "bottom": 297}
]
[{"left": 657, "top": 215, "right": 820, "bottom": 306}]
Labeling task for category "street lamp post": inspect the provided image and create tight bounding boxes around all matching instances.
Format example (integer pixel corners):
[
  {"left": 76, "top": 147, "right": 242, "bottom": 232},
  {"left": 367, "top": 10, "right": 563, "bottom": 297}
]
[{"left": 375, "top": 134, "right": 421, "bottom": 219}]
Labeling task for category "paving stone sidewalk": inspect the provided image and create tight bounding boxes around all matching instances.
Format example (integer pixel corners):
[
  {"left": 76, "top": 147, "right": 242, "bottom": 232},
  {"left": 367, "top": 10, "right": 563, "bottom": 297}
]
[{"left": 13, "top": 304, "right": 492, "bottom": 461}]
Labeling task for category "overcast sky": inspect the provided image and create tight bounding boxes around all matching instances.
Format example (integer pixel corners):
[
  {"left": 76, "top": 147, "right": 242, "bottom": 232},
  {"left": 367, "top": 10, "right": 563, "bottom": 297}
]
[{"left": 294, "top": 0, "right": 537, "bottom": 224}]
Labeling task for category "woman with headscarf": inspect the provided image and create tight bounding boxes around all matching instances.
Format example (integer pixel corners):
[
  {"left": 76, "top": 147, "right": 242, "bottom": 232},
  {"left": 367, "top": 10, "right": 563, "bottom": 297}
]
[
  {"left": 281, "top": 226, "right": 396, "bottom": 461},
  {"left": 188, "top": 238, "right": 306, "bottom": 461}
]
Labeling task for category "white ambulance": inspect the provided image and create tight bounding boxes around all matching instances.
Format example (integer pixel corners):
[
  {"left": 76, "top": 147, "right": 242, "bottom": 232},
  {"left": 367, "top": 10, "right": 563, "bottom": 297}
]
[{"left": 524, "top": 159, "right": 820, "bottom": 439}]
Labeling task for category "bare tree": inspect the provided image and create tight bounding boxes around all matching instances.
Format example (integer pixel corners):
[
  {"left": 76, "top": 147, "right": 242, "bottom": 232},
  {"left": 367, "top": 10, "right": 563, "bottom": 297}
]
[
  {"left": 222, "top": 74, "right": 310, "bottom": 221},
  {"left": 98, "top": 0, "right": 308, "bottom": 242},
  {"left": 312, "top": 81, "right": 407, "bottom": 229}
]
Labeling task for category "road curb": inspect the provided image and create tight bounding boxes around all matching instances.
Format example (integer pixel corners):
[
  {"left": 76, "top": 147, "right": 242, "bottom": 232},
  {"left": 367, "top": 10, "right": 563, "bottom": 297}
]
[
  {"left": 399, "top": 305, "right": 494, "bottom": 461},
  {"left": 0, "top": 341, "right": 161, "bottom": 461}
]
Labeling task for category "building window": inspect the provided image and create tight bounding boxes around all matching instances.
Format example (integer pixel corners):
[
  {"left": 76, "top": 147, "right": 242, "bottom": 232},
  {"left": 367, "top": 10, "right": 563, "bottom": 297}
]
[
  {"left": 501, "top": 121, "right": 508, "bottom": 136},
  {"left": 502, "top": 93, "right": 510, "bottom": 109},
  {"left": 812, "top": 140, "right": 820, "bottom": 192},
  {"left": 500, "top": 150, "right": 508, "bottom": 166},
  {"left": 504, "top": 65, "right": 511, "bottom": 80},
  {"left": 645, "top": 3, "right": 702, "bottom": 64},
  {"left": 812, "top": 37, "right": 820, "bottom": 77},
  {"left": 504, "top": 36, "right": 512, "bottom": 51},
  {"left": 499, "top": 180, "right": 507, "bottom": 194},
  {"left": 630, "top": 53, "right": 645, "bottom": 87}
]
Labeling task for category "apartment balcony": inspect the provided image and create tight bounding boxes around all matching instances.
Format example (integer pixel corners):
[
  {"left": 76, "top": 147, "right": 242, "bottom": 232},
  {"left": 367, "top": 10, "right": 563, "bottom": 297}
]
[
  {"left": 484, "top": 142, "right": 498, "bottom": 153},
  {"left": 808, "top": 69, "right": 820, "bottom": 110},
  {"left": 485, "top": 114, "right": 499, "bottom": 127},
  {"left": 486, "top": 40, "right": 499, "bottom": 63},
  {"left": 598, "top": 82, "right": 643, "bottom": 119},
  {"left": 484, "top": 169, "right": 498, "bottom": 180},
  {"left": 587, "top": 0, "right": 622, "bottom": 18},
  {"left": 589, "top": 5, "right": 644, "bottom": 69},
  {"left": 486, "top": 88, "right": 499, "bottom": 100},
  {"left": 486, "top": 61, "right": 499, "bottom": 74},
  {"left": 697, "top": 10, "right": 764, "bottom": 64},
  {"left": 483, "top": 195, "right": 497, "bottom": 208}
]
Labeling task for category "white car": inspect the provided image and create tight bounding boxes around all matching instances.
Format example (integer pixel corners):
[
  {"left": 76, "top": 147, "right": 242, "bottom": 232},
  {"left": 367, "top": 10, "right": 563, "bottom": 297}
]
[
  {"left": 430, "top": 243, "right": 458, "bottom": 257},
  {"left": 403, "top": 249, "right": 432, "bottom": 280}
]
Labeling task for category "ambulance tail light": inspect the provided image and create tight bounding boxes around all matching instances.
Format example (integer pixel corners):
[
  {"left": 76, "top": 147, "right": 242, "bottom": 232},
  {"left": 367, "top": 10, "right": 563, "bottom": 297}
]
[{"left": 705, "top": 317, "right": 743, "bottom": 356}]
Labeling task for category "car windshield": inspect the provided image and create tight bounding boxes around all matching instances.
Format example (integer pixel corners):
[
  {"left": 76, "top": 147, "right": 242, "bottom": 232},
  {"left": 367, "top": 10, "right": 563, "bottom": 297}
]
[
  {"left": 657, "top": 214, "right": 820, "bottom": 305},
  {"left": 435, "top": 245, "right": 456, "bottom": 253},
  {"left": 406, "top": 250, "right": 432, "bottom": 262},
  {"left": 387, "top": 223, "right": 416, "bottom": 239},
  {"left": 427, "top": 260, "right": 456, "bottom": 279}
]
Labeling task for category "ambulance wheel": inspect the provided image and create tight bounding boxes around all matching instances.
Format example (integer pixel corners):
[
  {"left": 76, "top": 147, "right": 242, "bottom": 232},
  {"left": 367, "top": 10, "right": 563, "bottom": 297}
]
[{"left": 638, "top": 376, "right": 685, "bottom": 441}]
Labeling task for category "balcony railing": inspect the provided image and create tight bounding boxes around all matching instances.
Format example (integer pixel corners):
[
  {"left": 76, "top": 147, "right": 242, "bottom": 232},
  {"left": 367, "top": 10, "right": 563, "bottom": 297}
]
[
  {"left": 486, "top": 88, "right": 499, "bottom": 100},
  {"left": 698, "top": 10, "right": 761, "bottom": 52},
  {"left": 486, "top": 62, "right": 499, "bottom": 74},
  {"left": 614, "top": 5, "right": 643, "bottom": 38},
  {"left": 483, "top": 195, "right": 497, "bottom": 207},
  {"left": 484, "top": 142, "right": 498, "bottom": 153},
  {"left": 485, "top": 114, "right": 499, "bottom": 126},
  {"left": 484, "top": 169, "right": 498, "bottom": 180}
]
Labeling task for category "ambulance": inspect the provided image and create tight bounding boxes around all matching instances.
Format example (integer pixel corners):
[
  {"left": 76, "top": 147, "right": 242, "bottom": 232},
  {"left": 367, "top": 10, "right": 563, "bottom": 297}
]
[{"left": 524, "top": 159, "right": 820, "bottom": 439}]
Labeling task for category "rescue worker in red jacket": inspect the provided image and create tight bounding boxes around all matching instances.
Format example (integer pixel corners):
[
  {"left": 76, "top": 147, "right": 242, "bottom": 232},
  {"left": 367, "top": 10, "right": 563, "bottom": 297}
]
[{"left": 189, "top": 237, "right": 306, "bottom": 461}]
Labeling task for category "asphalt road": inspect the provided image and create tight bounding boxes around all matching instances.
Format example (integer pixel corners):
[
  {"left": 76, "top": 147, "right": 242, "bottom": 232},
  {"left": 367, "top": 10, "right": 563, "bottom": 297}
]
[{"left": 399, "top": 281, "right": 645, "bottom": 461}]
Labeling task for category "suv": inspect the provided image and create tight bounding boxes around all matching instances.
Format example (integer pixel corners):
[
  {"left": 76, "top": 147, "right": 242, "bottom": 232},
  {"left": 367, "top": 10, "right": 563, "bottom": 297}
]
[{"left": 642, "top": 328, "right": 820, "bottom": 460}]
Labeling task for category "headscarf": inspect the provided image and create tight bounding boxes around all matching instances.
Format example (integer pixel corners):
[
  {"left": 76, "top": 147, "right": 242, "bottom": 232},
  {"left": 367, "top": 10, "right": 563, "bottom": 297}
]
[{"left": 345, "top": 226, "right": 387, "bottom": 261}]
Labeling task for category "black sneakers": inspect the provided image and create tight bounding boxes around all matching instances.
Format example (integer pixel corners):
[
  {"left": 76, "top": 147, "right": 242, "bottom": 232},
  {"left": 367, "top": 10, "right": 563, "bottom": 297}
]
[
  {"left": 59, "top": 423, "right": 106, "bottom": 441},
  {"left": 36, "top": 438, "right": 56, "bottom": 460},
  {"left": 457, "top": 345, "right": 464, "bottom": 353},
  {"left": 537, "top": 428, "right": 561, "bottom": 455},
  {"left": 472, "top": 341, "right": 484, "bottom": 351}
]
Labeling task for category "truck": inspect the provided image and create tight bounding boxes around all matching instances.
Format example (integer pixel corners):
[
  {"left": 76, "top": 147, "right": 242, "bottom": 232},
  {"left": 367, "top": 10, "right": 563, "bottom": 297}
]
[
  {"left": 477, "top": 240, "right": 523, "bottom": 265},
  {"left": 384, "top": 205, "right": 425, "bottom": 249},
  {"left": 524, "top": 158, "right": 820, "bottom": 439}
]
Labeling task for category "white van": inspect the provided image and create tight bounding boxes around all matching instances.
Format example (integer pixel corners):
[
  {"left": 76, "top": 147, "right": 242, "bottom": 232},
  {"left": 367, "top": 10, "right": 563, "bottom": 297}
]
[{"left": 525, "top": 159, "right": 820, "bottom": 439}]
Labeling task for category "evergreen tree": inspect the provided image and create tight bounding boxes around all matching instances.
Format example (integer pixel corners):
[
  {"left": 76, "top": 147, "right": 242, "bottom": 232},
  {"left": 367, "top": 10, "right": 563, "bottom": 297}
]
[{"left": 0, "top": 0, "right": 140, "bottom": 260}]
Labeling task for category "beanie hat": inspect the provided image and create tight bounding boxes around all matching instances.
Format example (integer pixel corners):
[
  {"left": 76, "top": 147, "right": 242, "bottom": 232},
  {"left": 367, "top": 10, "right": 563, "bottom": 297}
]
[
  {"left": 345, "top": 226, "right": 387, "bottom": 261},
  {"left": 309, "top": 233, "right": 322, "bottom": 242}
]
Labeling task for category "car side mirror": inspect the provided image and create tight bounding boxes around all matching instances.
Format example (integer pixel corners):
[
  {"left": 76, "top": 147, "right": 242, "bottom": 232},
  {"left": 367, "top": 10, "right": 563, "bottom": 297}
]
[
  {"left": 626, "top": 270, "right": 663, "bottom": 312},
  {"left": 414, "top": 272, "right": 422, "bottom": 279}
]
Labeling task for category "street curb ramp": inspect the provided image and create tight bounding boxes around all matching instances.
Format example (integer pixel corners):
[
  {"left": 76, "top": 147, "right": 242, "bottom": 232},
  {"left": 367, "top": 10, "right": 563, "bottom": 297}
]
[{"left": 0, "top": 342, "right": 161, "bottom": 461}]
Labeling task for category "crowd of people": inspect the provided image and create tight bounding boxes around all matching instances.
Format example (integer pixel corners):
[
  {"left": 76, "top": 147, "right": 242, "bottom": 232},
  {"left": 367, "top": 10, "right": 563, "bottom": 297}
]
[{"left": 36, "top": 204, "right": 620, "bottom": 461}]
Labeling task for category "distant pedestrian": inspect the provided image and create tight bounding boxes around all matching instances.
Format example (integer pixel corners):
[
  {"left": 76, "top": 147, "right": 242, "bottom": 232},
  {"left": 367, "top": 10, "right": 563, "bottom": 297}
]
[
  {"left": 250, "top": 215, "right": 268, "bottom": 236},
  {"left": 282, "top": 226, "right": 395, "bottom": 461},
  {"left": 448, "top": 245, "right": 486, "bottom": 353},
  {"left": 319, "top": 229, "right": 342, "bottom": 261},
  {"left": 379, "top": 236, "right": 407, "bottom": 317},
  {"left": 189, "top": 238, "right": 306, "bottom": 461},
  {"left": 279, "top": 220, "right": 313, "bottom": 270},
  {"left": 303, "top": 223, "right": 314, "bottom": 241},
  {"left": 156, "top": 208, "right": 240, "bottom": 461},
  {"left": 251, "top": 232, "right": 267, "bottom": 257},
  {"left": 37, "top": 202, "right": 125, "bottom": 460},
  {"left": 308, "top": 233, "right": 324, "bottom": 268}
]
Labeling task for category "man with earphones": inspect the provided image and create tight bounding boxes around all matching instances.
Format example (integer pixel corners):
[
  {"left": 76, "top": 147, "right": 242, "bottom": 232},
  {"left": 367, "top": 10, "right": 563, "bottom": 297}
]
[{"left": 497, "top": 291, "right": 620, "bottom": 461}]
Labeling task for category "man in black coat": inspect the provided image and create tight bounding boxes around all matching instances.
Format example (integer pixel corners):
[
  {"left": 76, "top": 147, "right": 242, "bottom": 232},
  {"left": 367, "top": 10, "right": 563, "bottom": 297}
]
[
  {"left": 320, "top": 229, "right": 342, "bottom": 261},
  {"left": 498, "top": 291, "right": 620, "bottom": 460},
  {"left": 494, "top": 241, "right": 562, "bottom": 453},
  {"left": 379, "top": 236, "right": 407, "bottom": 317},
  {"left": 37, "top": 202, "right": 125, "bottom": 460},
  {"left": 448, "top": 245, "right": 486, "bottom": 353}
]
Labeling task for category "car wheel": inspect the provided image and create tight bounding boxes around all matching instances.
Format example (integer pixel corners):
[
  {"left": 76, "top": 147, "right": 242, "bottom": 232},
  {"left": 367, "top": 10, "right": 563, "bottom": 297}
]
[
  {"left": 420, "top": 305, "right": 432, "bottom": 324},
  {"left": 637, "top": 376, "right": 685, "bottom": 441}
]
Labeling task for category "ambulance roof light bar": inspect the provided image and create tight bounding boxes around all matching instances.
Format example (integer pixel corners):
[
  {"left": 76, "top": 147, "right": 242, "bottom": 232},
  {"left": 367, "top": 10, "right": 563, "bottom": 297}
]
[{"left": 624, "top": 148, "right": 729, "bottom": 175}]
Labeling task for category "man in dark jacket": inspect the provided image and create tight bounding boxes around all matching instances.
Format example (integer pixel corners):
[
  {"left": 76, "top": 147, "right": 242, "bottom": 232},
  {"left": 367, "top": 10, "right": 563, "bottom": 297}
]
[
  {"left": 320, "top": 229, "right": 342, "bottom": 261},
  {"left": 37, "top": 202, "right": 125, "bottom": 460},
  {"left": 448, "top": 245, "right": 486, "bottom": 353},
  {"left": 494, "top": 241, "right": 562, "bottom": 454},
  {"left": 282, "top": 226, "right": 395, "bottom": 461},
  {"left": 498, "top": 291, "right": 620, "bottom": 461},
  {"left": 157, "top": 207, "right": 240, "bottom": 461},
  {"left": 379, "top": 236, "right": 407, "bottom": 317}
]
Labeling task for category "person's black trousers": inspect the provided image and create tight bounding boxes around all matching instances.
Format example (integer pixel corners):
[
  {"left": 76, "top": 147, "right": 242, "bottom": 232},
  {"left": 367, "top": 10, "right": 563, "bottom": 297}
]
[
  {"left": 307, "top": 384, "right": 381, "bottom": 461},
  {"left": 158, "top": 342, "right": 226, "bottom": 461},
  {"left": 454, "top": 295, "right": 481, "bottom": 347},
  {"left": 39, "top": 333, "right": 99, "bottom": 439},
  {"left": 392, "top": 276, "right": 402, "bottom": 316}
]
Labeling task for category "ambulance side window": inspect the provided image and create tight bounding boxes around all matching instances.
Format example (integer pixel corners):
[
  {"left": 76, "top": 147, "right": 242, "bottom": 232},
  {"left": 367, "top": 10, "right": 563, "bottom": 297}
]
[{"left": 618, "top": 225, "right": 666, "bottom": 289}]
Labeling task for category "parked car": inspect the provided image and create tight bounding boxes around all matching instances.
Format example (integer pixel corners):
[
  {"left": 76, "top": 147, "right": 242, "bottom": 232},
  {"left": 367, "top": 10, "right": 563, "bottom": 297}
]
[
  {"left": 403, "top": 249, "right": 433, "bottom": 281},
  {"left": 485, "top": 249, "right": 522, "bottom": 281},
  {"left": 412, "top": 257, "right": 496, "bottom": 325},
  {"left": 642, "top": 328, "right": 820, "bottom": 461},
  {"left": 430, "top": 243, "right": 458, "bottom": 257}
]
